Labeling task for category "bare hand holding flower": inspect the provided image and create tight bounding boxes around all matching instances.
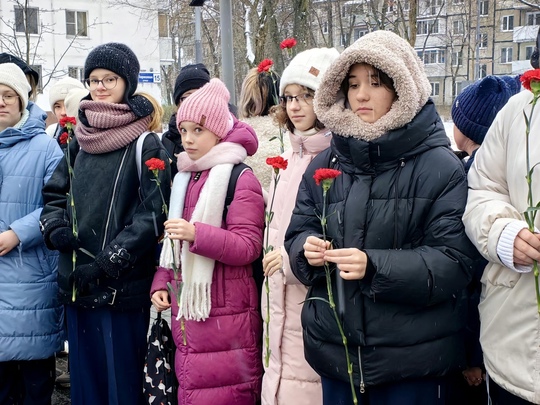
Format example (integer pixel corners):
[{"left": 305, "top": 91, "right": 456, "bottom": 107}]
[
  {"left": 303, "top": 235, "right": 331, "bottom": 267},
  {"left": 262, "top": 249, "right": 283, "bottom": 276},
  {"left": 513, "top": 229, "right": 540, "bottom": 266},
  {"left": 151, "top": 290, "right": 171, "bottom": 312},
  {"left": 164, "top": 219, "right": 195, "bottom": 242},
  {"left": 324, "top": 248, "right": 367, "bottom": 280}
]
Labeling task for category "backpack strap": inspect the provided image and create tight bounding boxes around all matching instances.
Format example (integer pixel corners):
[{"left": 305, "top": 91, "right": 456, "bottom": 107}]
[
  {"left": 136, "top": 131, "right": 152, "bottom": 182},
  {"left": 223, "top": 163, "right": 251, "bottom": 220}
]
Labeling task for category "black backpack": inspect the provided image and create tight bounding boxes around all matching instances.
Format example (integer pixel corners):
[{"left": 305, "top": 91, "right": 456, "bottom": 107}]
[{"left": 224, "top": 163, "right": 265, "bottom": 313}]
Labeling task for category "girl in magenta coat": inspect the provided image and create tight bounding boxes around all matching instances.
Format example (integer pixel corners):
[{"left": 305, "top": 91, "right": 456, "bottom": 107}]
[{"left": 151, "top": 78, "right": 264, "bottom": 405}]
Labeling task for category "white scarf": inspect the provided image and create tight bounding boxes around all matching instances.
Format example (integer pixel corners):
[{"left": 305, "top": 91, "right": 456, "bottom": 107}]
[{"left": 159, "top": 163, "right": 234, "bottom": 321}]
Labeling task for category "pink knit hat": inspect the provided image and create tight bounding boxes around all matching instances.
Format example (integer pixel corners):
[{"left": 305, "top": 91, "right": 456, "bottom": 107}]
[{"left": 176, "top": 78, "right": 234, "bottom": 139}]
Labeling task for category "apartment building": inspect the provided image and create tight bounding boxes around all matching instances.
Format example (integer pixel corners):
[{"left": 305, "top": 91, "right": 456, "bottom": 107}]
[
  {"left": 0, "top": 0, "right": 163, "bottom": 112},
  {"left": 312, "top": 0, "right": 539, "bottom": 106}
]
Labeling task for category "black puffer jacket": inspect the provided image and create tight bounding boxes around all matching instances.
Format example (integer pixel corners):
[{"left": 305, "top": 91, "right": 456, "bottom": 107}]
[
  {"left": 285, "top": 101, "right": 478, "bottom": 387},
  {"left": 41, "top": 133, "right": 171, "bottom": 309}
]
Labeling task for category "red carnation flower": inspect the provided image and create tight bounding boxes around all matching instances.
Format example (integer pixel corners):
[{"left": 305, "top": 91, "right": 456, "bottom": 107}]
[
  {"left": 59, "top": 132, "right": 69, "bottom": 145},
  {"left": 313, "top": 168, "right": 342, "bottom": 186},
  {"left": 59, "top": 116, "right": 77, "bottom": 128},
  {"left": 258, "top": 59, "right": 273, "bottom": 73},
  {"left": 280, "top": 38, "right": 297, "bottom": 50},
  {"left": 145, "top": 158, "right": 166, "bottom": 171},
  {"left": 521, "top": 69, "right": 540, "bottom": 94},
  {"left": 266, "top": 156, "right": 288, "bottom": 171}
]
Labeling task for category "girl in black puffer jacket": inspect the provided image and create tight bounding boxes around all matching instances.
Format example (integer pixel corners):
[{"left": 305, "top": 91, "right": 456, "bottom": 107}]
[
  {"left": 40, "top": 43, "right": 171, "bottom": 405},
  {"left": 284, "top": 30, "right": 479, "bottom": 405}
]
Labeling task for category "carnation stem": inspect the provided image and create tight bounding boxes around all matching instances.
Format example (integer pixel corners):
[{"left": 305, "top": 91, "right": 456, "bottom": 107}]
[{"left": 321, "top": 190, "right": 358, "bottom": 404}]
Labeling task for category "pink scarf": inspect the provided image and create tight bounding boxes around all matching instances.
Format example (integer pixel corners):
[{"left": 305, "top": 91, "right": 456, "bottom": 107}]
[
  {"left": 76, "top": 100, "right": 151, "bottom": 154},
  {"left": 177, "top": 141, "right": 247, "bottom": 172}
]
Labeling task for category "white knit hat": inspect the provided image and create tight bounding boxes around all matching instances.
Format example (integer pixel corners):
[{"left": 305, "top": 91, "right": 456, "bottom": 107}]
[
  {"left": 0, "top": 63, "right": 30, "bottom": 110},
  {"left": 48, "top": 77, "right": 85, "bottom": 111},
  {"left": 64, "top": 88, "right": 89, "bottom": 118},
  {"left": 279, "top": 47, "right": 340, "bottom": 95}
]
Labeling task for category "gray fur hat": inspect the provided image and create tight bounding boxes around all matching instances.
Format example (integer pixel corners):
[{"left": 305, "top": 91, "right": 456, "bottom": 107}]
[{"left": 314, "top": 30, "right": 432, "bottom": 141}]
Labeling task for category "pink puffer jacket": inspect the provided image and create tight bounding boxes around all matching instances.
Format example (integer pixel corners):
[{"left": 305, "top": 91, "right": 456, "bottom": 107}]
[
  {"left": 151, "top": 167, "right": 264, "bottom": 405},
  {"left": 261, "top": 129, "right": 331, "bottom": 405}
]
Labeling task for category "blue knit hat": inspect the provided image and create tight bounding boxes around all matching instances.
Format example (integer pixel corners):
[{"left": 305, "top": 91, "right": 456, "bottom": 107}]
[{"left": 452, "top": 75, "right": 519, "bottom": 145}]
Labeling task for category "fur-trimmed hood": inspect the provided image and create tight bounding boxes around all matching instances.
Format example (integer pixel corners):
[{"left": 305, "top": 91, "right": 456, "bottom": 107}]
[{"left": 314, "top": 30, "right": 432, "bottom": 141}]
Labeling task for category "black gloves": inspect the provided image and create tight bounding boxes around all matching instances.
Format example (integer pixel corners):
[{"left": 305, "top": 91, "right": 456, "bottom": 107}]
[
  {"left": 49, "top": 227, "right": 79, "bottom": 253},
  {"left": 70, "top": 243, "right": 133, "bottom": 293},
  {"left": 41, "top": 218, "right": 79, "bottom": 253},
  {"left": 70, "top": 262, "right": 105, "bottom": 293}
]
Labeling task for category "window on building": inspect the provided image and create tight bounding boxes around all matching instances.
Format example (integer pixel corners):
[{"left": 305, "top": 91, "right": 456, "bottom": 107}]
[
  {"left": 453, "top": 20, "right": 463, "bottom": 35},
  {"left": 501, "top": 47, "right": 513, "bottom": 63},
  {"left": 341, "top": 33, "right": 350, "bottom": 47},
  {"left": 354, "top": 28, "right": 368, "bottom": 41},
  {"left": 479, "top": 0, "right": 488, "bottom": 16},
  {"left": 478, "top": 64, "right": 487, "bottom": 78},
  {"left": 479, "top": 32, "right": 488, "bottom": 48},
  {"left": 417, "top": 19, "right": 439, "bottom": 35},
  {"left": 453, "top": 0, "right": 464, "bottom": 3},
  {"left": 158, "top": 12, "right": 169, "bottom": 38},
  {"left": 426, "top": 0, "right": 443, "bottom": 16},
  {"left": 417, "top": 49, "right": 445, "bottom": 64},
  {"left": 527, "top": 12, "right": 540, "bottom": 26},
  {"left": 401, "top": 0, "right": 410, "bottom": 11},
  {"left": 502, "top": 15, "right": 514, "bottom": 31},
  {"left": 430, "top": 82, "right": 440, "bottom": 96},
  {"left": 527, "top": 46, "right": 534, "bottom": 60},
  {"left": 323, "top": 21, "right": 328, "bottom": 34},
  {"left": 66, "top": 11, "right": 87, "bottom": 36},
  {"left": 15, "top": 6, "right": 38, "bottom": 34},
  {"left": 387, "top": 0, "right": 394, "bottom": 13},
  {"left": 68, "top": 67, "right": 84, "bottom": 81},
  {"left": 452, "top": 51, "right": 463, "bottom": 66}
]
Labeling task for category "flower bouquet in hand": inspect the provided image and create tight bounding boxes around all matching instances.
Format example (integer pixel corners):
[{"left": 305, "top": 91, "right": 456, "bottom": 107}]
[{"left": 146, "top": 158, "right": 186, "bottom": 344}]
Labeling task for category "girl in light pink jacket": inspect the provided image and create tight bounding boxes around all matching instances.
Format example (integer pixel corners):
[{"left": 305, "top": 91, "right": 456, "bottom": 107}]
[{"left": 261, "top": 47, "right": 339, "bottom": 405}]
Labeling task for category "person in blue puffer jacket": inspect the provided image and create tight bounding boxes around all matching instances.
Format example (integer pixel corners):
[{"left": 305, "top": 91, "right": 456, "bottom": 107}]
[{"left": 0, "top": 63, "right": 64, "bottom": 405}]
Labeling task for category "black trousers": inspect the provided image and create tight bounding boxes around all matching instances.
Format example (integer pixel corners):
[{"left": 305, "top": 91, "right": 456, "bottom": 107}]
[
  {"left": 489, "top": 378, "right": 535, "bottom": 405},
  {"left": 0, "top": 357, "right": 55, "bottom": 405}
]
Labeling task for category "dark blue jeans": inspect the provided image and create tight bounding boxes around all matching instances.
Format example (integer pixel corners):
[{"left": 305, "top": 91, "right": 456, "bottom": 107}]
[{"left": 322, "top": 375, "right": 448, "bottom": 405}]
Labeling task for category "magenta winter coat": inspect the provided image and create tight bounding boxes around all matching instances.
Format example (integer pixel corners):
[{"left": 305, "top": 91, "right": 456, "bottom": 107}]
[{"left": 151, "top": 124, "right": 264, "bottom": 405}]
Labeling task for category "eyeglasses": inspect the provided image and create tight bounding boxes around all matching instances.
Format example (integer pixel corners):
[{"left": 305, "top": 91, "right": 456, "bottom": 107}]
[
  {"left": 279, "top": 93, "right": 313, "bottom": 107},
  {"left": 0, "top": 94, "right": 19, "bottom": 106},
  {"left": 84, "top": 76, "right": 119, "bottom": 90}
]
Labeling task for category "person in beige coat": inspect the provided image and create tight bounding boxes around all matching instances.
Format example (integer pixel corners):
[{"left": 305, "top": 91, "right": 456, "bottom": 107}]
[
  {"left": 463, "top": 83, "right": 540, "bottom": 404},
  {"left": 261, "top": 47, "right": 339, "bottom": 405}
]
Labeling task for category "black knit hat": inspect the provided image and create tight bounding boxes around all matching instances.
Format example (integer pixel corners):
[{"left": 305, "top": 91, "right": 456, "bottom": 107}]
[
  {"left": 173, "top": 63, "right": 210, "bottom": 105},
  {"left": 0, "top": 53, "right": 39, "bottom": 91},
  {"left": 84, "top": 43, "right": 152, "bottom": 117}
]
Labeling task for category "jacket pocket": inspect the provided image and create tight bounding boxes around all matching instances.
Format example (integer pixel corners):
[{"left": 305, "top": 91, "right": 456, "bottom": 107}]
[{"left": 483, "top": 263, "right": 521, "bottom": 289}]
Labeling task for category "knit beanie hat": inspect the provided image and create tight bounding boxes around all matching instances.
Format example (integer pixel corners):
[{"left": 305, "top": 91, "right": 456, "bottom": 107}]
[
  {"left": 176, "top": 78, "right": 234, "bottom": 139},
  {"left": 280, "top": 47, "right": 340, "bottom": 94},
  {"left": 0, "top": 63, "right": 30, "bottom": 110},
  {"left": 452, "top": 75, "right": 519, "bottom": 145},
  {"left": 173, "top": 63, "right": 211, "bottom": 105},
  {"left": 501, "top": 75, "right": 522, "bottom": 94},
  {"left": 0, "top": 53, "right": 39, "bottom": 86},
  {"left": 84, "top": 43, "right": 153, "bottom": 117},
  {"left": 49, "top": 77, "right": 85, "bottom": 111},
  {"left": 64, "top": 88, "right": 90, "bottom": 118}
]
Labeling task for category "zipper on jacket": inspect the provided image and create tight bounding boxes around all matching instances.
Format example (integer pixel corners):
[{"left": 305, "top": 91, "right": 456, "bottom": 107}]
[
  {"left": 102, "top": 148, "right": 130, "bottom": 250},
  {"left": 393, "top": 159, "right": 405, "bottom": 249},
  {"left": 357, "top": 346, "right": 365, "bottom": 393}
]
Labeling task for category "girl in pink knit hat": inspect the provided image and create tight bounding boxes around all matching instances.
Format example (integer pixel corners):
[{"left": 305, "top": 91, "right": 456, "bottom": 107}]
[{"left": 151, "top": 78, "right": 265, "bottom": 405}]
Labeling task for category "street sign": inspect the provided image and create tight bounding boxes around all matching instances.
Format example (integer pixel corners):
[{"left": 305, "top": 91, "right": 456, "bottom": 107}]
[{"left": 138, "top": 72, "right": 161, "bottom": 83}]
